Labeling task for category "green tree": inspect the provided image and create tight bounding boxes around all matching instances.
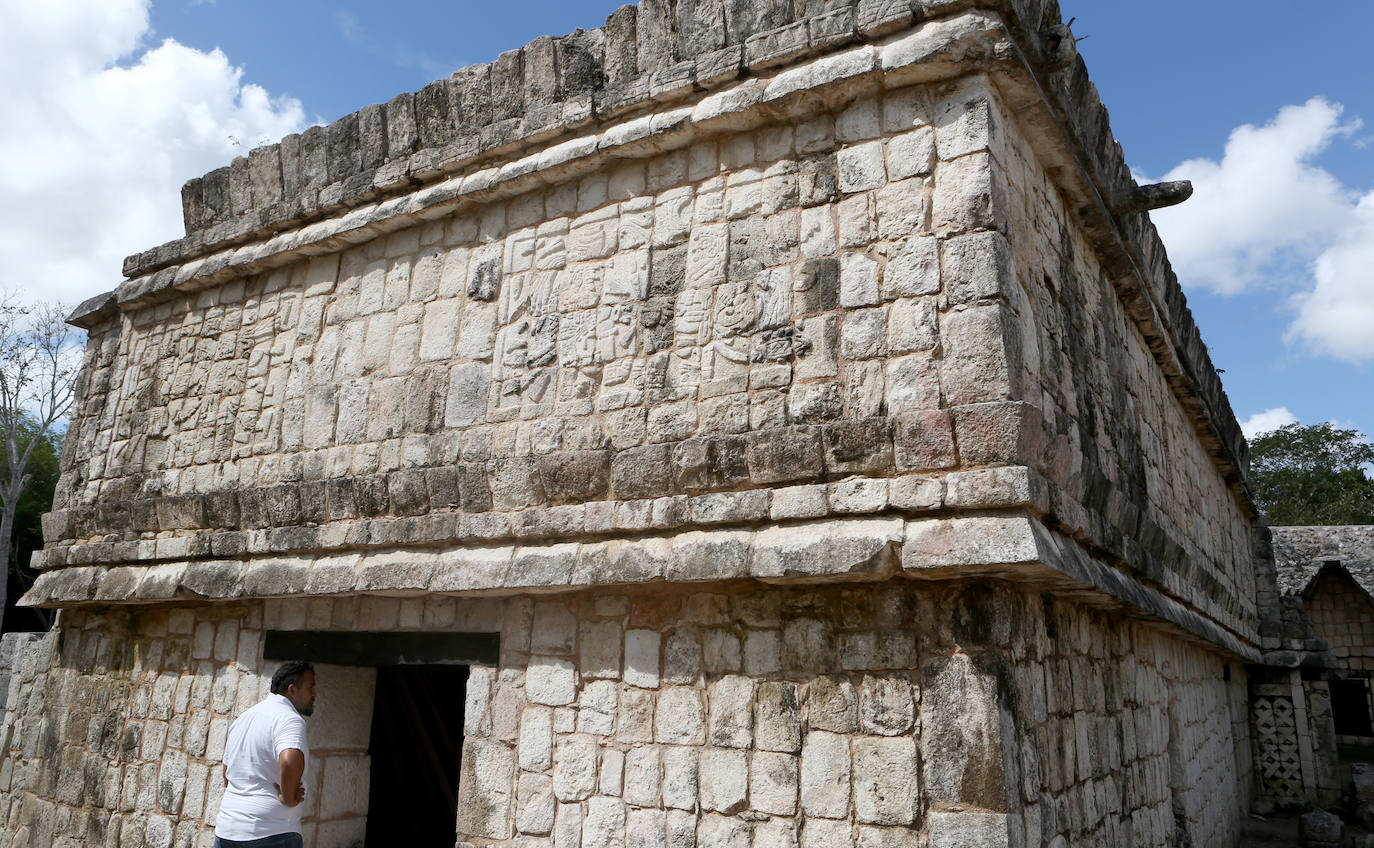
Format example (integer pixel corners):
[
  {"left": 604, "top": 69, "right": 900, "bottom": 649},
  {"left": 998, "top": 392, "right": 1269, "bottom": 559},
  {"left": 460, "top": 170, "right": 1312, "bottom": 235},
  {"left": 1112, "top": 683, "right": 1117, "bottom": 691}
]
[
  {"left": 3, "top": 419, "right": 60, "bottom": 631},
  {"left": 0, "top": 299, "right": 75, "bottom": 633},
  {"left": 1249, "top": 422, "right": 1374, "bottom": 526}
]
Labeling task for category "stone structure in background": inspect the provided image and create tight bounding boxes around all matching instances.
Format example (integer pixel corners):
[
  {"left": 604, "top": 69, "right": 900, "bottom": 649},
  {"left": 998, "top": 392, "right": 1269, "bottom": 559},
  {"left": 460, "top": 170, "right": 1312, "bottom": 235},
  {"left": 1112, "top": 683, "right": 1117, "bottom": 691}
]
[
  {"left": 0, "top": 0, "right": 1331, "bottom": 845},
  {"left": 1257, "top": 526, "right": 1374, "bottom": 811}
]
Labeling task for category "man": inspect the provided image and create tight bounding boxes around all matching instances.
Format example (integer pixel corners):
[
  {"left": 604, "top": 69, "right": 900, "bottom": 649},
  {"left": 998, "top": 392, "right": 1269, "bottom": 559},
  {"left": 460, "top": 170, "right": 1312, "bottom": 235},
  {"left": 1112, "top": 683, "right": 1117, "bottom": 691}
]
[{"left": 214, "top": 661, "right": 317, "bottom": 848}]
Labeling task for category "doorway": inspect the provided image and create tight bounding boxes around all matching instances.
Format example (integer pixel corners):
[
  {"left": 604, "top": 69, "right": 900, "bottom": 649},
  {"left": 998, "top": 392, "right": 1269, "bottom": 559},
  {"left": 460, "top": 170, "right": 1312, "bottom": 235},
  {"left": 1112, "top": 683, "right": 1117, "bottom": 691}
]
[
  {"left": 263, "top": 630, "right": 499, "bottom": 847},
  {"left": 365, "top": 666, "right": 469, "bottom": 847},
  {"left": 1332, "top": 677, "right": 1374, "bottom": 737}
]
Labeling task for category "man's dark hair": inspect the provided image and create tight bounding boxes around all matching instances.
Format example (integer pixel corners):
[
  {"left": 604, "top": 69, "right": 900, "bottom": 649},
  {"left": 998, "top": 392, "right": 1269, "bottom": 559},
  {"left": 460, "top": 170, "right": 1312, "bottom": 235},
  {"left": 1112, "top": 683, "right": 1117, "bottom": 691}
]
[{"left": 271, "top": 661, "right": 315, "bottom": 695}]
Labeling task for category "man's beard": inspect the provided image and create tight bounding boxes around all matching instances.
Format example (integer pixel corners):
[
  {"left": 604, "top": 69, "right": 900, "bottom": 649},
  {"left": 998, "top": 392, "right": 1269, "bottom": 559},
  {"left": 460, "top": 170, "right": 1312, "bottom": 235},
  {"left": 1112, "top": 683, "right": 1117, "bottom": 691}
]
[{"left": 297, "top": 704, "right": 314, "bottom": 717}]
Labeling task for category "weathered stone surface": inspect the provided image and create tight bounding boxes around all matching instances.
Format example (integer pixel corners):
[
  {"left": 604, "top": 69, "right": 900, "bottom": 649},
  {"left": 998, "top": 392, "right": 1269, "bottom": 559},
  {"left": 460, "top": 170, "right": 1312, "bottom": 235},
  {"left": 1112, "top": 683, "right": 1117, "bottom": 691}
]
[
  {"left": 526, "top": 656, "right": 577, "bottom": 706},
  {"left": 751, "top": 519, "right": 901, "bottom": 581},
  {"left": 926, "top": 813, "right": 1008, "bottom": 848},
  {"left": 755, "top": 681, "right": 802, "bottom": 752},
  {"left": 667, "top": 530, "right": 750, "bottom": 582},
  {"left": 457, "top": 740, "right": 515, "bottom": 839},
  {"left": 584, "top": 796, "right": 627, "bottom": 848},
  {"left": 656, "top": 687, "right": 705, "bottom": 744},
  {"left": 750, "top": 750, "right": 799, "bottom": 815},
  {"left": 553, "top": 734, "right": 598, "bottom": 802},
  {"left": 699, "top": 746, "right": 748, "bottom": 813},
  {"left": 853, "top": 736, "right": 917, "bottom": 824},
  {"left": 800, "top": 730, "right": 850, "bottom": 818},
  {"left": 707, "top": 675, "right": 753, "bottom": 748},
  {"left": 921, "top": 653, "right": 1006, "bottom": 810}
]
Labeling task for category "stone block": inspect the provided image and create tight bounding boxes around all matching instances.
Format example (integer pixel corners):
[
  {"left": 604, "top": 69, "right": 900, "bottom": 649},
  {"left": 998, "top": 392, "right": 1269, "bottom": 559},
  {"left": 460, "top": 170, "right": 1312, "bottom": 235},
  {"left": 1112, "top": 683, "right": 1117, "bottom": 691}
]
[
  {"left": 931, "top": 152, "right": 1005, "bottom": 234},
  {"left": 690, "top": 490, "right": 769, "bottom": 524},
  {"left": 800, "top": 730, "right": 851, "bottom": 817},
  {"left": 751, "top": 519, "right": 900, "bottom": 581},
  {"left": 699, "top": 747, "right": 748, "bottom": 813},
  {"left": 656, "top": 687, "right": 705, "bottom": 744},
  {"left": 625, "top": 630, "right": 661, "bottom": 688},
  {"left": 940, "top": 305, "right": 1016, "bottom": 405},
  {"left": 707, "top": 675, "right": 754, "bottom": 748},
  {"left": 934, "top": 75, "right": 1005, "bottom": 162},
  {"left": 950, "top": 402, "right": 1040, "bottom": 467},
  {"left": 837, "top": 141, "right": 886, "bottom": 193},
  {"left": 527, "top": 657, "right": 577, "bottom": 706},
  {"left": 584, "top": 796, "right": 627, "bottom": 848},
  {"left": 807, "top": 675, "right": 857, "bottom": 732},
  {"left": 698, "top": 813, "right": 751, "bottom": 848},
  {"left": 755, "top": 682, "right": 802, "bottom": 752},
  {"left": 517, "top": 772, "right": 556, "bottom": 835},
  {"left": 892, "top": 409, "right": 955, "bottom": 471},
  {"left": 552, "top": 735, "right": 597, "bottom": 802},
  {"left": 942, "top": 231, "right": 1013, "bottom": 305},
  {"left": 457, "top": 740, "right": 515, "bottom": 839},
  {"left": 745, "top": 20, "right": 811, "bottom": 69},
  {"left": 921, "top": 653, "right": 1006, "bottom": 810},
  {"left": 856, "top": 0, "right": 914, "bottom": 37},
  {"left": 667, "top": 529, "right": 751, "bottom": 582},
  {"left": 859, "top": 675, "right": 915, "bottom": 735},
  {"left": 519, "top": 707, "right": 554, "bottom": 772},
  {"left": 853, "top": 736, "right": 917, "bottom": 824},
  {"left": 746, "top": 427, "right": 824, "bottom": 485},
  {"left": 613, "top": 444, "right": 675, "bottom": 500},
  {"left": 823, "top": 419, "right": 893, "bottom": 476},
  {"left": 770, "top": 484, "right": 828, "bottom": 520},
  {"left": 887, "top": 297, "right": 937, "bottom": 355},
  {"left": 750, "top": 751, "right": 799, "bottom": 815},
  {"left": 536, "top": 451, "right": 611, "bottom": 503},
  {"left": 926, "top": 813, "right": 1008, "bottom": 848}
]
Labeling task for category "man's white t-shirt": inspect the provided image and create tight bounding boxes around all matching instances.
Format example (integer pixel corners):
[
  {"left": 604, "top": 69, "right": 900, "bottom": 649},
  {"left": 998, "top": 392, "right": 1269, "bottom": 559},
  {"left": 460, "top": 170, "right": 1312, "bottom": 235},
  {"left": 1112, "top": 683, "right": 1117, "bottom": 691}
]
[{"left": 215, "top": 693, "right": 309, "bottom": 841}]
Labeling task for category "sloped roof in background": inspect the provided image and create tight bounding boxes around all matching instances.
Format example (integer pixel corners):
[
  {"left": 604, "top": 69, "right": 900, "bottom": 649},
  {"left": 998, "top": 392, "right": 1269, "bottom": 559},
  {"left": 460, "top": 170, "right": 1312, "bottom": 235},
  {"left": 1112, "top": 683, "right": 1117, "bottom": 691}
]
[{"left": 1271, "top": 526, "right": 1374, "bottom": 597}]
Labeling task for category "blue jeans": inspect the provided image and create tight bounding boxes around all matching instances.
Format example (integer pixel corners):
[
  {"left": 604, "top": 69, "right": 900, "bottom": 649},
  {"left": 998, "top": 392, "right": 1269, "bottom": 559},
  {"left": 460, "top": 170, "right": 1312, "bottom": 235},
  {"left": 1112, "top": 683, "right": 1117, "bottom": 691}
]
[{"left": 214, "top": 835, "right": 302, "bottom": 848}]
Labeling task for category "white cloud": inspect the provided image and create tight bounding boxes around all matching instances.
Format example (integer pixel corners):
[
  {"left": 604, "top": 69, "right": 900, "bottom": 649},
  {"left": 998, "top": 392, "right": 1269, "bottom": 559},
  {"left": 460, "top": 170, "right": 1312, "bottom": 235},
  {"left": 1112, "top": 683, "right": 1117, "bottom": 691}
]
[
  {"left": 1146, "top": 98, "right": 1374, "bottom": 363},
  {"left": 1240, "top": 407, "right": 1299, "bottom": 440},
  {"left": 1286, "top": 192, "right": 1374, "bottom": 362},
  {"left": 0, "top": 0, "right": 307, "bottom": 310},
  {"left": 1150, "top": 99, "right": 1357, "bottom": 294}
]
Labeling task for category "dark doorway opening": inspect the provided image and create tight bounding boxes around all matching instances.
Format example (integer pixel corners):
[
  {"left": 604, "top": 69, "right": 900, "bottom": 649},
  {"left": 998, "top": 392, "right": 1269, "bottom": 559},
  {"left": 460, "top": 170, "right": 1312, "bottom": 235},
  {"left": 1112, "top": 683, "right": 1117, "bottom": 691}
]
[
  {"left": 1332, "top": 677, "right": 1374, "bottom": 737},
  {"left": 365, "top": 665, "right": 469, "bottom": 847}
]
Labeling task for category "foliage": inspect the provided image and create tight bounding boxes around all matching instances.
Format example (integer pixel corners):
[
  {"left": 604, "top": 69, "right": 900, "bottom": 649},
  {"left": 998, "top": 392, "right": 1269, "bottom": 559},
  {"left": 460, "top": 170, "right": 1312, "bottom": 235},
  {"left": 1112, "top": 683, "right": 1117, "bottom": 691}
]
[
  {"left": 0, "top": 298, "right": 76, "bottom": 633},
  {"left": 2, "top": 419, "right": 60, "bottom": 631},
  {"left": 1249, "top": 422, "right": 1374, "bottom": 526}
]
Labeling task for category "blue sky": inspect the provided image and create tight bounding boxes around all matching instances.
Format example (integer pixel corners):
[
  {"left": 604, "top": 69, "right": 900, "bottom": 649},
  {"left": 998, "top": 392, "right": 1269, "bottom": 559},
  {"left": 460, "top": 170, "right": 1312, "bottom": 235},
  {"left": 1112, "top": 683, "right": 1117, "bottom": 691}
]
[{"left": 2, "top": 0, "right": 1370, "bottom": 445}]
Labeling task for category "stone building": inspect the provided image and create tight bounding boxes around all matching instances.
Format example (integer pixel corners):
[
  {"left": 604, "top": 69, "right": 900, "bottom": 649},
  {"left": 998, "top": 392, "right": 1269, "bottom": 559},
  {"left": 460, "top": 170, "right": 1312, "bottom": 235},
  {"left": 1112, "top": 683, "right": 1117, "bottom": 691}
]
[
  {"left": 1251, "top": 526, "right": 1374, "bottom": 807},
  {"left": 0, "top": 1, "right": 1298, "bottom": 846}
]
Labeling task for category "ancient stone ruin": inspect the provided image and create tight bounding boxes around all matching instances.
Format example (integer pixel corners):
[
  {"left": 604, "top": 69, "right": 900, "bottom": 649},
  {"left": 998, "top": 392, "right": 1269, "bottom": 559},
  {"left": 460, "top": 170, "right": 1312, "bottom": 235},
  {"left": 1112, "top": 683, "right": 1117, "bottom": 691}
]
[{"left": 0, "top": 0, "right": 1326, "bottom": 846}]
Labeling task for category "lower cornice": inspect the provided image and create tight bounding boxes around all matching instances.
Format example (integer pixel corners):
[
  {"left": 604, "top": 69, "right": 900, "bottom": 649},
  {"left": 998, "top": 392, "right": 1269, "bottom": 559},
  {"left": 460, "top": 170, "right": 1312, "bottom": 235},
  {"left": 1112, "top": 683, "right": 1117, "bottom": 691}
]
[{"left": 24, "top": 508, "right": 1261, "bottom": 663}]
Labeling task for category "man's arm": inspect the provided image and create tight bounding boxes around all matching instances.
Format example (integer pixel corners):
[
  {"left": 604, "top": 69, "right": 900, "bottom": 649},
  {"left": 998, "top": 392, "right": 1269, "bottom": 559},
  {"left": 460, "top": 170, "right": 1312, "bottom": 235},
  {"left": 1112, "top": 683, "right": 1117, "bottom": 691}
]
[{"left": 276, "top": 748, "right": 306, "bottom": 807}]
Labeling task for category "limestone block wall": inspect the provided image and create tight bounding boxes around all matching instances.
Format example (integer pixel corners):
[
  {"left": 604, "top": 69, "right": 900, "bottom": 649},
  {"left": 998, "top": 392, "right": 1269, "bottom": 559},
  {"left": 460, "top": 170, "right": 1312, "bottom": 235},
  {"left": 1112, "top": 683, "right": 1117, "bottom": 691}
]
[
  {"left": 38, "top": 61, "right": 1258, "bottom": 656},
  {"left": 979, "top": 75, "right": 1258, "bottom": 642},
  {"left": 8, "top": 3, "right": 1279, "bottom": 845},
  {"left": 0, "top": 581, "right": 1250, "bottom": 848},
  {"left": 51, "top": 79, "right": 983, "bottom": 543}
]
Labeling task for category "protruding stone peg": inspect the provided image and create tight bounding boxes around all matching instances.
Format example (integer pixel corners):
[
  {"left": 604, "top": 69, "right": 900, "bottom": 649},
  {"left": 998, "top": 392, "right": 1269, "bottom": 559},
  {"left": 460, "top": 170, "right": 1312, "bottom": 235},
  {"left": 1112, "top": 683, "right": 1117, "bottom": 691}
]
[{"left": 1113, "top": 180, "right": 1194, "bottom": 215}]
